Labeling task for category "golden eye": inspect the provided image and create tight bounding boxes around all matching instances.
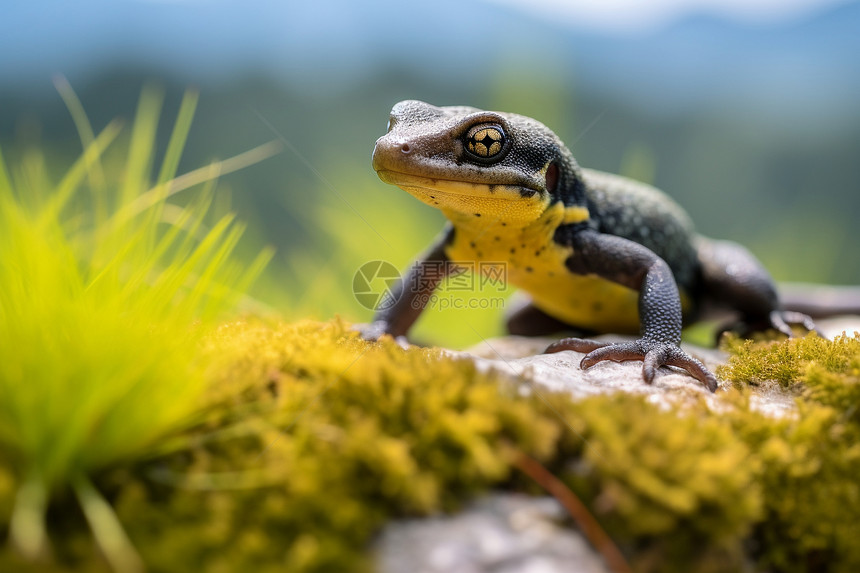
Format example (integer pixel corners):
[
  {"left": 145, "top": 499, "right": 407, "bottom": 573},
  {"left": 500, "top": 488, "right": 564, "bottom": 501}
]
[{"left": 465, "top": 124, "right": 506, "bottom": 160}]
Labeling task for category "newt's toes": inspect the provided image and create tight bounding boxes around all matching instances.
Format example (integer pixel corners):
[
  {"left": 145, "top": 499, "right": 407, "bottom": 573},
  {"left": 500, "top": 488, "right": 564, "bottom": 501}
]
[
  {"left": 547, "top": 337, "right": 719, "bottom": 392},
  {"left": 770, "top": 310, "right": 821, "bottom": 337},
  {"left": 580, "top": 344, "right": 645, "bottom": 370},
  {"left": 665, "top": 353, "right": 718, "bottom": 392},
  {"left": 544, "top": 337, "right": 609, "bottom": 355}
]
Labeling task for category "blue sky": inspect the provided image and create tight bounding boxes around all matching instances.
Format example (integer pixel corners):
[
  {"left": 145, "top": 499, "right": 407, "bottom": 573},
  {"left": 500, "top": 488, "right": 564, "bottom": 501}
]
[
  {"left": 489, "top": 0, "right": 852, "bottom": 31},
  {"left": 3, "top": 0, "right": 857, "bottom": 125}
]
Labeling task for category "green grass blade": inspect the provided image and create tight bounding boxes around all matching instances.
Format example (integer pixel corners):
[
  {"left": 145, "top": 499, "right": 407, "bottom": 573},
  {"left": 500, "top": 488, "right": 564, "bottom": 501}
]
[
  {"left": 73, "top": 474, "right": 144, "bottom": 573},
  {"left": 8, "top": 477, "right": 49, "bottom": 560},
  {"left": 108, "top": 140, "right": 281, "bottom": 231},
  {"left": 120, "top": 85, "right": 163, "bottom": 206},
  {"left": 42, "top": 120, "right": 122, "bottom": 225},
  {"left": 53, "top": 75, "right": 107, "bottom": 211},
  {"left": 0, "top": 145, "right": 12, "bottom": 193},
  {"left": 157, "top": 89, "right": 198, "bottom": 185},
  {"left": 236, "top": 246, "right": 276, "bottom": 297},
  {"left": 136, "top": 89, "right": 200, "bottom": 259}
]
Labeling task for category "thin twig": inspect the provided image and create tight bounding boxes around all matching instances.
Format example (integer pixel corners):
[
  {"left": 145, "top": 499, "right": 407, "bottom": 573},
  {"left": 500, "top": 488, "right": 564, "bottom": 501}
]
[{"left": 510, "top": 449, "right": 632, "bottom": 573}]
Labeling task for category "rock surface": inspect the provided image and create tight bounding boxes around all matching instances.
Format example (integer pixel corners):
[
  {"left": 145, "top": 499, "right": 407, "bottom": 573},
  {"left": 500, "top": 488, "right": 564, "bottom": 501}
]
[
  {"left": 375, "top": 494, "right": 610, "bottom": 573},
  {"left": 456, "top": 334, "right": 798, "bottom": 417},
  {"left": 451, "top": 316, "right": 860, "bottom": 418}
]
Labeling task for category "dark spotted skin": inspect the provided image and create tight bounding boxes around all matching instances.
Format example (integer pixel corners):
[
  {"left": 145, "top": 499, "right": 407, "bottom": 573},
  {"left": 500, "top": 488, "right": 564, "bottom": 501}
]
[
  {"left": 579, "top": 169, "right": 700, "bottom": 291},
  {"left": 364, "top": 100, "right": 819, "bottom": 392}
]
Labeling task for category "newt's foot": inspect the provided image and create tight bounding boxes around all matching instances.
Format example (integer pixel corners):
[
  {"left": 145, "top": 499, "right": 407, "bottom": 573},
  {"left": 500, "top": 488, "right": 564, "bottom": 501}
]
[
  {"left": 718, "top": 310, "right": 821, "bottom": 340},
  {"left": 353, "top": 321, "right": 410, "bottom": 348},
  {"left": 354, "top": 320, "right": 391, "bottom": 341},
  {"left": 769, "top": 310, "right": 820, "bottom": 337},
  {"left": 544, "top": 338, "right": 718, "bottom": 392}
]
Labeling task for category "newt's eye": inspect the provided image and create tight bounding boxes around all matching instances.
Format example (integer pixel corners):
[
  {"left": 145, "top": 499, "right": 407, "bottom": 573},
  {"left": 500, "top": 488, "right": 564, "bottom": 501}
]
[{"left": 464, "top": 124, "right": 506, "bottom": 161}]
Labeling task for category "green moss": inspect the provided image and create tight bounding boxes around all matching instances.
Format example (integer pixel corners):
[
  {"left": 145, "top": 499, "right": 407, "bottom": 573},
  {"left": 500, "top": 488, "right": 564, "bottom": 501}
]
[
  {"left": 3, "top": 321, "right": 860, "bottom": 572},
  {"left": 718, "top": 332, "right": 860, "bottom": 391},
  {"left": 126, "top": 318, "right": 567, "bottom": 572},
  {"left": 89, "top": 321, "right": 773, "bottom": 572},
  {"left": 728, "top": 400, "right": 860, "bottom": 572},
  {"left": 717, "top": 333, "right": 860, "bottom": 571},
  {"left": 546, "top": 392, "right": 761, "bottom": 572}
]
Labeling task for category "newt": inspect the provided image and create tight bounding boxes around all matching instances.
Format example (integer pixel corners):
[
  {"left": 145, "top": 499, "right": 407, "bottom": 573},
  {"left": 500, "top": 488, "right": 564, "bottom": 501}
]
[{"left": 360, "top": 100, "right": 822, "bottom": 392}]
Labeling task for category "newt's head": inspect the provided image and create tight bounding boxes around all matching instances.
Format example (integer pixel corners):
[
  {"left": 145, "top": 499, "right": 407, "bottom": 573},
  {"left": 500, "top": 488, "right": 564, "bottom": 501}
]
[{"left": 372, "top": 100, "right": 582, "bottom": 224}]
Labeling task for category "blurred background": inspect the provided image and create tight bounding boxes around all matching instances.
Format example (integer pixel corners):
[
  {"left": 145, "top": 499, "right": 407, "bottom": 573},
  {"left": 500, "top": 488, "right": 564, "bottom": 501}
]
[{"left": 2, "top": 0, "right": 858, "bottom": 347}]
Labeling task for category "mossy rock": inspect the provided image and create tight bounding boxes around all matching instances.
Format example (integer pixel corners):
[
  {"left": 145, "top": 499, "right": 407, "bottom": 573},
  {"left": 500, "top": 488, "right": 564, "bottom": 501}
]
[{"left": 2, "top": 318, "right": 860, "bottom": 572}]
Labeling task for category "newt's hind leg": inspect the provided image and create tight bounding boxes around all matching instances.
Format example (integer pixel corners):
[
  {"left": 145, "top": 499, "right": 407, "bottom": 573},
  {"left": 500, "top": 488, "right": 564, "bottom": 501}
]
[{"left": 697, "top": 237, "right": 817, "bottom": 337}]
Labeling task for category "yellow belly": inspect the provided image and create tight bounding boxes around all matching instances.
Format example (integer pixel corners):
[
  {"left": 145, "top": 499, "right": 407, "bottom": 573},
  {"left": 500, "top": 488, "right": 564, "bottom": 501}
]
[
  {"left": 443, "top": 218, "right": 642, "bottom": 334},
  {"left": 512, "top": 267, "right": 642, "bottom": 334}
]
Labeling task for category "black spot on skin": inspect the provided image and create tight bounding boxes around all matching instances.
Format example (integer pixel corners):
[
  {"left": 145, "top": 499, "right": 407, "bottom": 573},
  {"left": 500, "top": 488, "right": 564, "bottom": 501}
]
[
  {"left": 548, "top": 271, "right": 555, "bottom": 277},
  {"left": 545, "top": 162, "right": 559, "bottom": 194},
  {"left": 495, "top": 236, "right": 501, "bottom": 241},
  {"left": 510, "top": 248, "right": 516, "bottom": 254},
  {"left": 501, "top": 222, "right": 507, "bottom": 226},
  {"left": 430, "top": 195, "right": 435, "bottom": 199},
  {"left": 521, "top": 244, "right": 526, "bottom": 249},
  {"left": 474, "top": 213, "right": 481, "bottom": 217},
  {"left": 534, "top": 250, "right": 541, "bottom": 257},
  {"left": 470, "top": 241, "right": 476, "bottom": 248},
  {"left": 592, "top": 301, "right": 604, "bottom": 312},
  {"left": 477, "top": 251, "right": 484, "bottom": 257},
  {"left": 525, "top": 266, "right": 533, "bottom": 273}
]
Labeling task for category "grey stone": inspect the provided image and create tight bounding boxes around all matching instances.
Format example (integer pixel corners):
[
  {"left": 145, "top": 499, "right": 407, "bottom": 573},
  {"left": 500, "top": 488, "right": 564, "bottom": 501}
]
[
  {"left": 450, "top": 316, "right": 860, "bottom": 418},
  {"left": 375, "top": 494, "right": 611, "bottom": 573}
]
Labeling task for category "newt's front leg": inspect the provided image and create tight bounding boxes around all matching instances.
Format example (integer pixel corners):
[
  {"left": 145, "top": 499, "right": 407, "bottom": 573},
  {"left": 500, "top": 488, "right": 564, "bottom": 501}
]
[
  {"left": 356, "top": 228, "right": 454, "bottom": 342},
  {"left": 545, "top": 230, "right": 718, "bottom": 392}
]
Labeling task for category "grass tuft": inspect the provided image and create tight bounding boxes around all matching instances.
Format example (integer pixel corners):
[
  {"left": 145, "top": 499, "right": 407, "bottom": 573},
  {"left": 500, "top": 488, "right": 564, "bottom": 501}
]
[{"left": 0, "top": 88, "right": 273, "bottom": 562}]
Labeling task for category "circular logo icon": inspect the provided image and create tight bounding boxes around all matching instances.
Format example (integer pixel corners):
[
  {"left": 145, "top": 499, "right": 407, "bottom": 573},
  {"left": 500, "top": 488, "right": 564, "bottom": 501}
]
[{"left": 353, "top": 260, "right": 402, "bottom": 311}]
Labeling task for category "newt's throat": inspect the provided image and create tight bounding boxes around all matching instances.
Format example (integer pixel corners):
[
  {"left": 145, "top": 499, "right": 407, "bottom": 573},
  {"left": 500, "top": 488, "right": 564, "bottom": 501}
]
[{"left": 376, "top": 169, "right": 548, "bottom": 223}]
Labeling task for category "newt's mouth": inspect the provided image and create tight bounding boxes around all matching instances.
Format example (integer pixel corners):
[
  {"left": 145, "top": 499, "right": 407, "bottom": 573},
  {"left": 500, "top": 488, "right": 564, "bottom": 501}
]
[
  {"left": 376, "top": 169, "right": 548, "bottom": 222},
  {"left": 376, "top": 169, "right": 541, "bottom": 201}
]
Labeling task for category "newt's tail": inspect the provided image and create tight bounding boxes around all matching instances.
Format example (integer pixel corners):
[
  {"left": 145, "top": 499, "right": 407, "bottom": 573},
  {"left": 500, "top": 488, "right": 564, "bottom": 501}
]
[{"left": 779, "top": 283, "right": 860, "bottom": 319}]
